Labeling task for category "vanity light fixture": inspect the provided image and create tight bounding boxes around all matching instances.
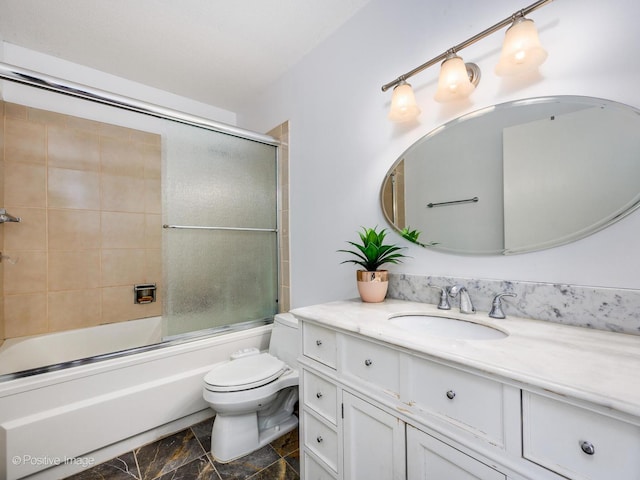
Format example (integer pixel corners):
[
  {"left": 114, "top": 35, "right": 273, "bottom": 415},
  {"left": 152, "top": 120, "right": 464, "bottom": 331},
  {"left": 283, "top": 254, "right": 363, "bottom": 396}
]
[
  {"left": 495, "top": 15, "right": 548, "bottom": 76},
  {"left": 388, "top": 80, "right": 421, "bottom": 122},
  {"left": 383, "top": 0, "right": 553, "bottom": 122},
  {"left": 434, "top": 51, "right": 480, "bottom": 103}
]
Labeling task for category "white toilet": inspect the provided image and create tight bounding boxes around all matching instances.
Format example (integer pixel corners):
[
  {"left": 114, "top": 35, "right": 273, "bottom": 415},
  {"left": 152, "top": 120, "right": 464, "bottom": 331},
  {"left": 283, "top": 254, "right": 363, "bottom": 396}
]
[{"left": 203, "top": 313, "right": 299, "bottom": 462}]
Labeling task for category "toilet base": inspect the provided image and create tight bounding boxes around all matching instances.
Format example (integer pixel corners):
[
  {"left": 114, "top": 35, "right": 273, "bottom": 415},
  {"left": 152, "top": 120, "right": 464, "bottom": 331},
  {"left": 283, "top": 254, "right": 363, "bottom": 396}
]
[
  {"left": 210, "top": 411, "right": 298, "bottom": 463},
  {"left": 210, "top": 385, "right": 299, "bottom": 463}
]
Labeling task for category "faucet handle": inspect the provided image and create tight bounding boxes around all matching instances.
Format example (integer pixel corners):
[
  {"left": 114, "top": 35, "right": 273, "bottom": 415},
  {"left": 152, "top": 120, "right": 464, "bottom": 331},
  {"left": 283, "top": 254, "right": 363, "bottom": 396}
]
[
  {"left": 428, "top": 285, "right": 451, "bottom": 310},
  {"left": 489, "top": 293, "right": 517, "bottom": 319}
]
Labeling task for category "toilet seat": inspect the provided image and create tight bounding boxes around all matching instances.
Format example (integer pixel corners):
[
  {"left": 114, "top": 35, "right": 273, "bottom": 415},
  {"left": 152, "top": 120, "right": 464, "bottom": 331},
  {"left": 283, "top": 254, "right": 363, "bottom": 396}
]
[{"left": 204, "top": 352, "right": 286, "bottom": 392}]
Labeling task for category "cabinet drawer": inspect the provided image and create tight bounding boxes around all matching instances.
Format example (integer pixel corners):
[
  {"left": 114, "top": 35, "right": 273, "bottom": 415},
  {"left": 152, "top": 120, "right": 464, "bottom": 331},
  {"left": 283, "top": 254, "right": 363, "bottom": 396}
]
[
  {"left": 341, "top": 334, "right": 400, "bottom": 395},
  {"left": 303, "top": 411, "right": 338, "bottom": 472},
  {"left": 303, "top": 323, "right": 337, "bottom": 369},
  {"left": 304, "top": 452, "right": 336, "bottom": 480},
  {"left": 408, "top": 358, "right": 505, "bottom": 446},
  {"left": 303, "top": 369, "right": 338, "bottom": 424},
  {"left": 523, "top": 392, "right": 640, "bottom": 480}
]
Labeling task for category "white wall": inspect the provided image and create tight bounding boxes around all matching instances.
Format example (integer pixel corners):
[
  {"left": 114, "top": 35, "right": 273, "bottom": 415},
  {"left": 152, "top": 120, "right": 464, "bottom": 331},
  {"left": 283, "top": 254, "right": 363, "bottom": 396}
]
[{"left": 237, "top": 0, "right": 640, "bottom": 307}]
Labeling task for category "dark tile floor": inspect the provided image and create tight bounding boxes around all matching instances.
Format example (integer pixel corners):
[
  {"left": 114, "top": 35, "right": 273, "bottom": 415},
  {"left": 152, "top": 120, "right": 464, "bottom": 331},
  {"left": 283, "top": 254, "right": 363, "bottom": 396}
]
[{"left": 64, "top": 416, "right": 300, "bottom": 480}]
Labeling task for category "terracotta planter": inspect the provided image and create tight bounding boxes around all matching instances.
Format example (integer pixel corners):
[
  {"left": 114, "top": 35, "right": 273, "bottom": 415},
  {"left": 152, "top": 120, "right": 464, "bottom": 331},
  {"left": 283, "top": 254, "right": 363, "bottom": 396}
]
[{"left": 356, "top": 270, "right": 389, "bottom": 303}]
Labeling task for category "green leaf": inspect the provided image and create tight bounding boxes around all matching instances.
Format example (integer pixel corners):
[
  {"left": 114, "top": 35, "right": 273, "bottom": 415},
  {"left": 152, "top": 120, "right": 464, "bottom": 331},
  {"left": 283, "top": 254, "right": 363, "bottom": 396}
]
[{"left": 337, "top": 225, "right": 408, "bottom": 271}]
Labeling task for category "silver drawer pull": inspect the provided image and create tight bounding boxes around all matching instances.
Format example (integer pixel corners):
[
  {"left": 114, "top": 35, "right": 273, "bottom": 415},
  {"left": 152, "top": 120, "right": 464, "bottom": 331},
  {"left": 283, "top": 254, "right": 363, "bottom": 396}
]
[
  {"left": 446, "top": 390, "right": 456, "bottom": 400},
  {"left": 316, "top": 435, "right": 323, "bottom": 443},
  {"left": 580, "top": 441, "right": 595, "bottom": 455},
  {"left": 316, "top": 392, "right": 323, "bottom": 399},
  {"left": 364, "top": 359, "right": 373, "bottom": 366},
  {"left": 316, "top": 339, "right": 323, "bottom": 346}
]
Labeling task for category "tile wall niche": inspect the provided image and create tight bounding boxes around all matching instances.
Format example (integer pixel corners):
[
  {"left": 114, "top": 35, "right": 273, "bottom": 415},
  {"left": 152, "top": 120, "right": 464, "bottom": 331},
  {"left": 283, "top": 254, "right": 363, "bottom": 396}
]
[
  {"left": 389, "top": 273, "right": 640, "bottom": 335},
  {"left": 1, "top": 101, "right": 162, "bottom": 341},
  {"left": 267, "top": 121, "right": 290, "bottom": 313}
]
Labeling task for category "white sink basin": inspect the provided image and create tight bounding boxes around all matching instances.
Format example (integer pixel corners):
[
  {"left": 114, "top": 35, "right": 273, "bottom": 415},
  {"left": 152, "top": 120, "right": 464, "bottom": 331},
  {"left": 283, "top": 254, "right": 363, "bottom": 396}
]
[{"left": 389, "top": 315, "right": 507, "bottom": 340}]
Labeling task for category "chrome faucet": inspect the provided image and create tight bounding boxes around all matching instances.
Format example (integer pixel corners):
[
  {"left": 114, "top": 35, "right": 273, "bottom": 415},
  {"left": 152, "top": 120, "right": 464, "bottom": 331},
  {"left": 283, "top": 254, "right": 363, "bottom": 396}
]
[
  {"left": 0, "top": 209, "right": 21, "bottom": 223},
  {"left": 448, "top": 284, "right": 475, "bottom": 314},
  {"left": 428, "top": 285, "right": 451, "bottom": 310},
  {"left": 488, "top": 293, "right": 517, "bottom": 319}
]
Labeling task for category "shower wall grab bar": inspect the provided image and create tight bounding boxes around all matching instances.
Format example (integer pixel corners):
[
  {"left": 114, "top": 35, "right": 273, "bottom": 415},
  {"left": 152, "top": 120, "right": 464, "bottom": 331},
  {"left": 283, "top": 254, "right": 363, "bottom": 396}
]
[
  {"left": 427, "top": 196, "right": 479, "bottom": 208},
  {"left": 163, "top": 224, "right": 277, "bottom": 233}
]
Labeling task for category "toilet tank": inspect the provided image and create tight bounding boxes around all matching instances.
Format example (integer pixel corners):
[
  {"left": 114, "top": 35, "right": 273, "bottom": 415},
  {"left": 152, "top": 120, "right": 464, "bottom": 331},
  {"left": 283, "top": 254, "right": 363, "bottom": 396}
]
[{"left": 268, "top": 313, "right": 299, "bottom": 369}]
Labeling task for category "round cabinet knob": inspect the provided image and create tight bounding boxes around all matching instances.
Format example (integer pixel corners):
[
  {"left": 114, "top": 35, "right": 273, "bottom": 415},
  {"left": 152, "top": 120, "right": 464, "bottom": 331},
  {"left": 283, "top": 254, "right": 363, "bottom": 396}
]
[
  {"left": 316, "top": 436, "right": 323, "bottom": 443},
  {"left": 316, "top": 392, "right": 323, "bottom": 399},
  {"left": 364, "top": 359, "right": 373, "bottom": 366},
  {"left": 580, "top": 441, "right": 595, "bottom": 455},
  {"left": 446, "top": 390, "right": 456, "bottom": 400},
  {"left": 315, "top": 339, "right": 322, "bottom": 346}
]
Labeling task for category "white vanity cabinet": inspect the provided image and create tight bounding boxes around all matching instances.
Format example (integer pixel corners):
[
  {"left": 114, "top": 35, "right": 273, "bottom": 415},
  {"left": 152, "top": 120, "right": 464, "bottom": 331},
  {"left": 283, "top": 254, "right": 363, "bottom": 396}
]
[
  {"left": 299, "top": 319, "right": 511, "bottom": 480},
  {"left": 297, "top": 310, "right": 640, "bottom": 480}
]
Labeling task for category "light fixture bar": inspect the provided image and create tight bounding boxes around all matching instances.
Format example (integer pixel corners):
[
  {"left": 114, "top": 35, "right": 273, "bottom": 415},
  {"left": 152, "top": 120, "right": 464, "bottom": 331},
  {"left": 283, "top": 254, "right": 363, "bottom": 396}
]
[{"left": 381, "top": 0, "right": 553, "bottom": 92}]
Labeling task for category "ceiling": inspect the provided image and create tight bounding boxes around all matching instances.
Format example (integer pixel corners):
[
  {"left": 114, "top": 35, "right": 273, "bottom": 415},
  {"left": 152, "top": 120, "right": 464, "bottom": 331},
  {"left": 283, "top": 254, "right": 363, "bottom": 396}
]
[{"left": 0, "top": 0, "right": 371, "bottom": 112}]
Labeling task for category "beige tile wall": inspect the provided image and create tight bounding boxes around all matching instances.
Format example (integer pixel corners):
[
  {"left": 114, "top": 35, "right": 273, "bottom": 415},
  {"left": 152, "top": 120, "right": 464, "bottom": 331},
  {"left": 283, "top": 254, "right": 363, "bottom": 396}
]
[
  {"left": 1, "top": 102, "right": 162, "bottom": 341},
  {"left": 267, "top": 121, "right": 290, "bottom": 312}
]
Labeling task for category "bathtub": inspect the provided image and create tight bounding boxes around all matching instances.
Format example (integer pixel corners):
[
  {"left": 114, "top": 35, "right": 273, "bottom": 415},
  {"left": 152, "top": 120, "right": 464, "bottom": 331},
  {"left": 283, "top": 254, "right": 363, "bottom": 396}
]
[
  {"left": 0, "top": 319, "right": 272, "bottom": 479},
  {"left": 0, "top": 317, "right": 164, "bottom": 377}
]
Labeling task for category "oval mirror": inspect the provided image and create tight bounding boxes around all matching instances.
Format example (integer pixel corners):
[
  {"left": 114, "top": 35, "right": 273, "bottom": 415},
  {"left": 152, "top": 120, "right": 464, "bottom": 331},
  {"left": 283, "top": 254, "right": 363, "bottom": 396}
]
[{"left": 381, "top": 96, "right": 640, "bottom": 255}]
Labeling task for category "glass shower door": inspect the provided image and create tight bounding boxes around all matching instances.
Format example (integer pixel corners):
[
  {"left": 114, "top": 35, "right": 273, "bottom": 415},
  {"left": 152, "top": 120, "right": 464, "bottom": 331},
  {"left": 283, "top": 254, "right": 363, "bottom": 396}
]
[{"left": 163, "top": 124, "right": 278, "bottom": 337}]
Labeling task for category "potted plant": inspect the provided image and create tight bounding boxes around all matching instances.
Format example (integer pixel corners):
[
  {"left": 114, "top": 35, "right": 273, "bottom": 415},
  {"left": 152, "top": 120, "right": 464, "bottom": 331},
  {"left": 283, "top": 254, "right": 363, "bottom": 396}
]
[{"left": 338, "top": 226, "right": 408, "bottom": 303}]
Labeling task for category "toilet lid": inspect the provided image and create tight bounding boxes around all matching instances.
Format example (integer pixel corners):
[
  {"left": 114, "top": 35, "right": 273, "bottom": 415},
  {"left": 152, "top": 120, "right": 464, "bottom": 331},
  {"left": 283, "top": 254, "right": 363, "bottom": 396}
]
[{"left": 204, "top": 353, "right": 286, "bottom": 392}]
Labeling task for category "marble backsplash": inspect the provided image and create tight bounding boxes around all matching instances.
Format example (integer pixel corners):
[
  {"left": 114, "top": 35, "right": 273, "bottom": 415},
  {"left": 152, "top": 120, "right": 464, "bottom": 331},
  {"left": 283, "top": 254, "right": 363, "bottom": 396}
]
[{"left": 388, "top": 273, "right": 640, "bottom": 336}]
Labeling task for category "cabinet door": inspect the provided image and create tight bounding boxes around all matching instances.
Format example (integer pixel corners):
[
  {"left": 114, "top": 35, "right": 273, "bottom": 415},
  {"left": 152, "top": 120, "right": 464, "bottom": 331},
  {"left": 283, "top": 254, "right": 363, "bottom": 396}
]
[
  {"left": 343, "top": 391, "right": 406, "bottom": 480},
  {"left": 407, "top": 425, "right": 506, "bottom": 480}
]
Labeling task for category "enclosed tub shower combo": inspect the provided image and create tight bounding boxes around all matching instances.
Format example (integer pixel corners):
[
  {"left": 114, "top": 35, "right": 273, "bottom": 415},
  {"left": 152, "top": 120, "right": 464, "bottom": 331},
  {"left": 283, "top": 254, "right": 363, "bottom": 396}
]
[{"left": 0, "top": 63, "right": 289, "bottom": 479}]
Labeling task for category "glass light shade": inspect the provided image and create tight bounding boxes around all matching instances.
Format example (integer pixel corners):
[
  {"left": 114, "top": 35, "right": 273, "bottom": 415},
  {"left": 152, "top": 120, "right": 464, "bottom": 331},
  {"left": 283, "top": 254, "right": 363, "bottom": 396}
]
[
  {"left": 495, "top": 17, "right": 548, "bottom": 76},
  {"left": 388, "top": 81, "right": 421, "bottom": 122},
  {"left": 434, "top": 55, "right": 475, "bottom": 102}
]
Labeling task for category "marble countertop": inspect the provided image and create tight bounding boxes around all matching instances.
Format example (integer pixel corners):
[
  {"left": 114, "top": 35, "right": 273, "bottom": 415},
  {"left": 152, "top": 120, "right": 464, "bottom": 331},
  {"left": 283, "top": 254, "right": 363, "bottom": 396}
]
[{"left": 291, "top": 299, "right": 640, "bottom": 418}]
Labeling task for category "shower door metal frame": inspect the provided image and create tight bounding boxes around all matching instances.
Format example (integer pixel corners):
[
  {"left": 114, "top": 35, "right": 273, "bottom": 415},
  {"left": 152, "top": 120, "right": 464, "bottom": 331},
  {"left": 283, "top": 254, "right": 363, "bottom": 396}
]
[
  {"left": 0, "top": 62, "right": 283, "bottom": 381},
  {"left": 0, "top": 63, "right": 278, "bottom": 145}
]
